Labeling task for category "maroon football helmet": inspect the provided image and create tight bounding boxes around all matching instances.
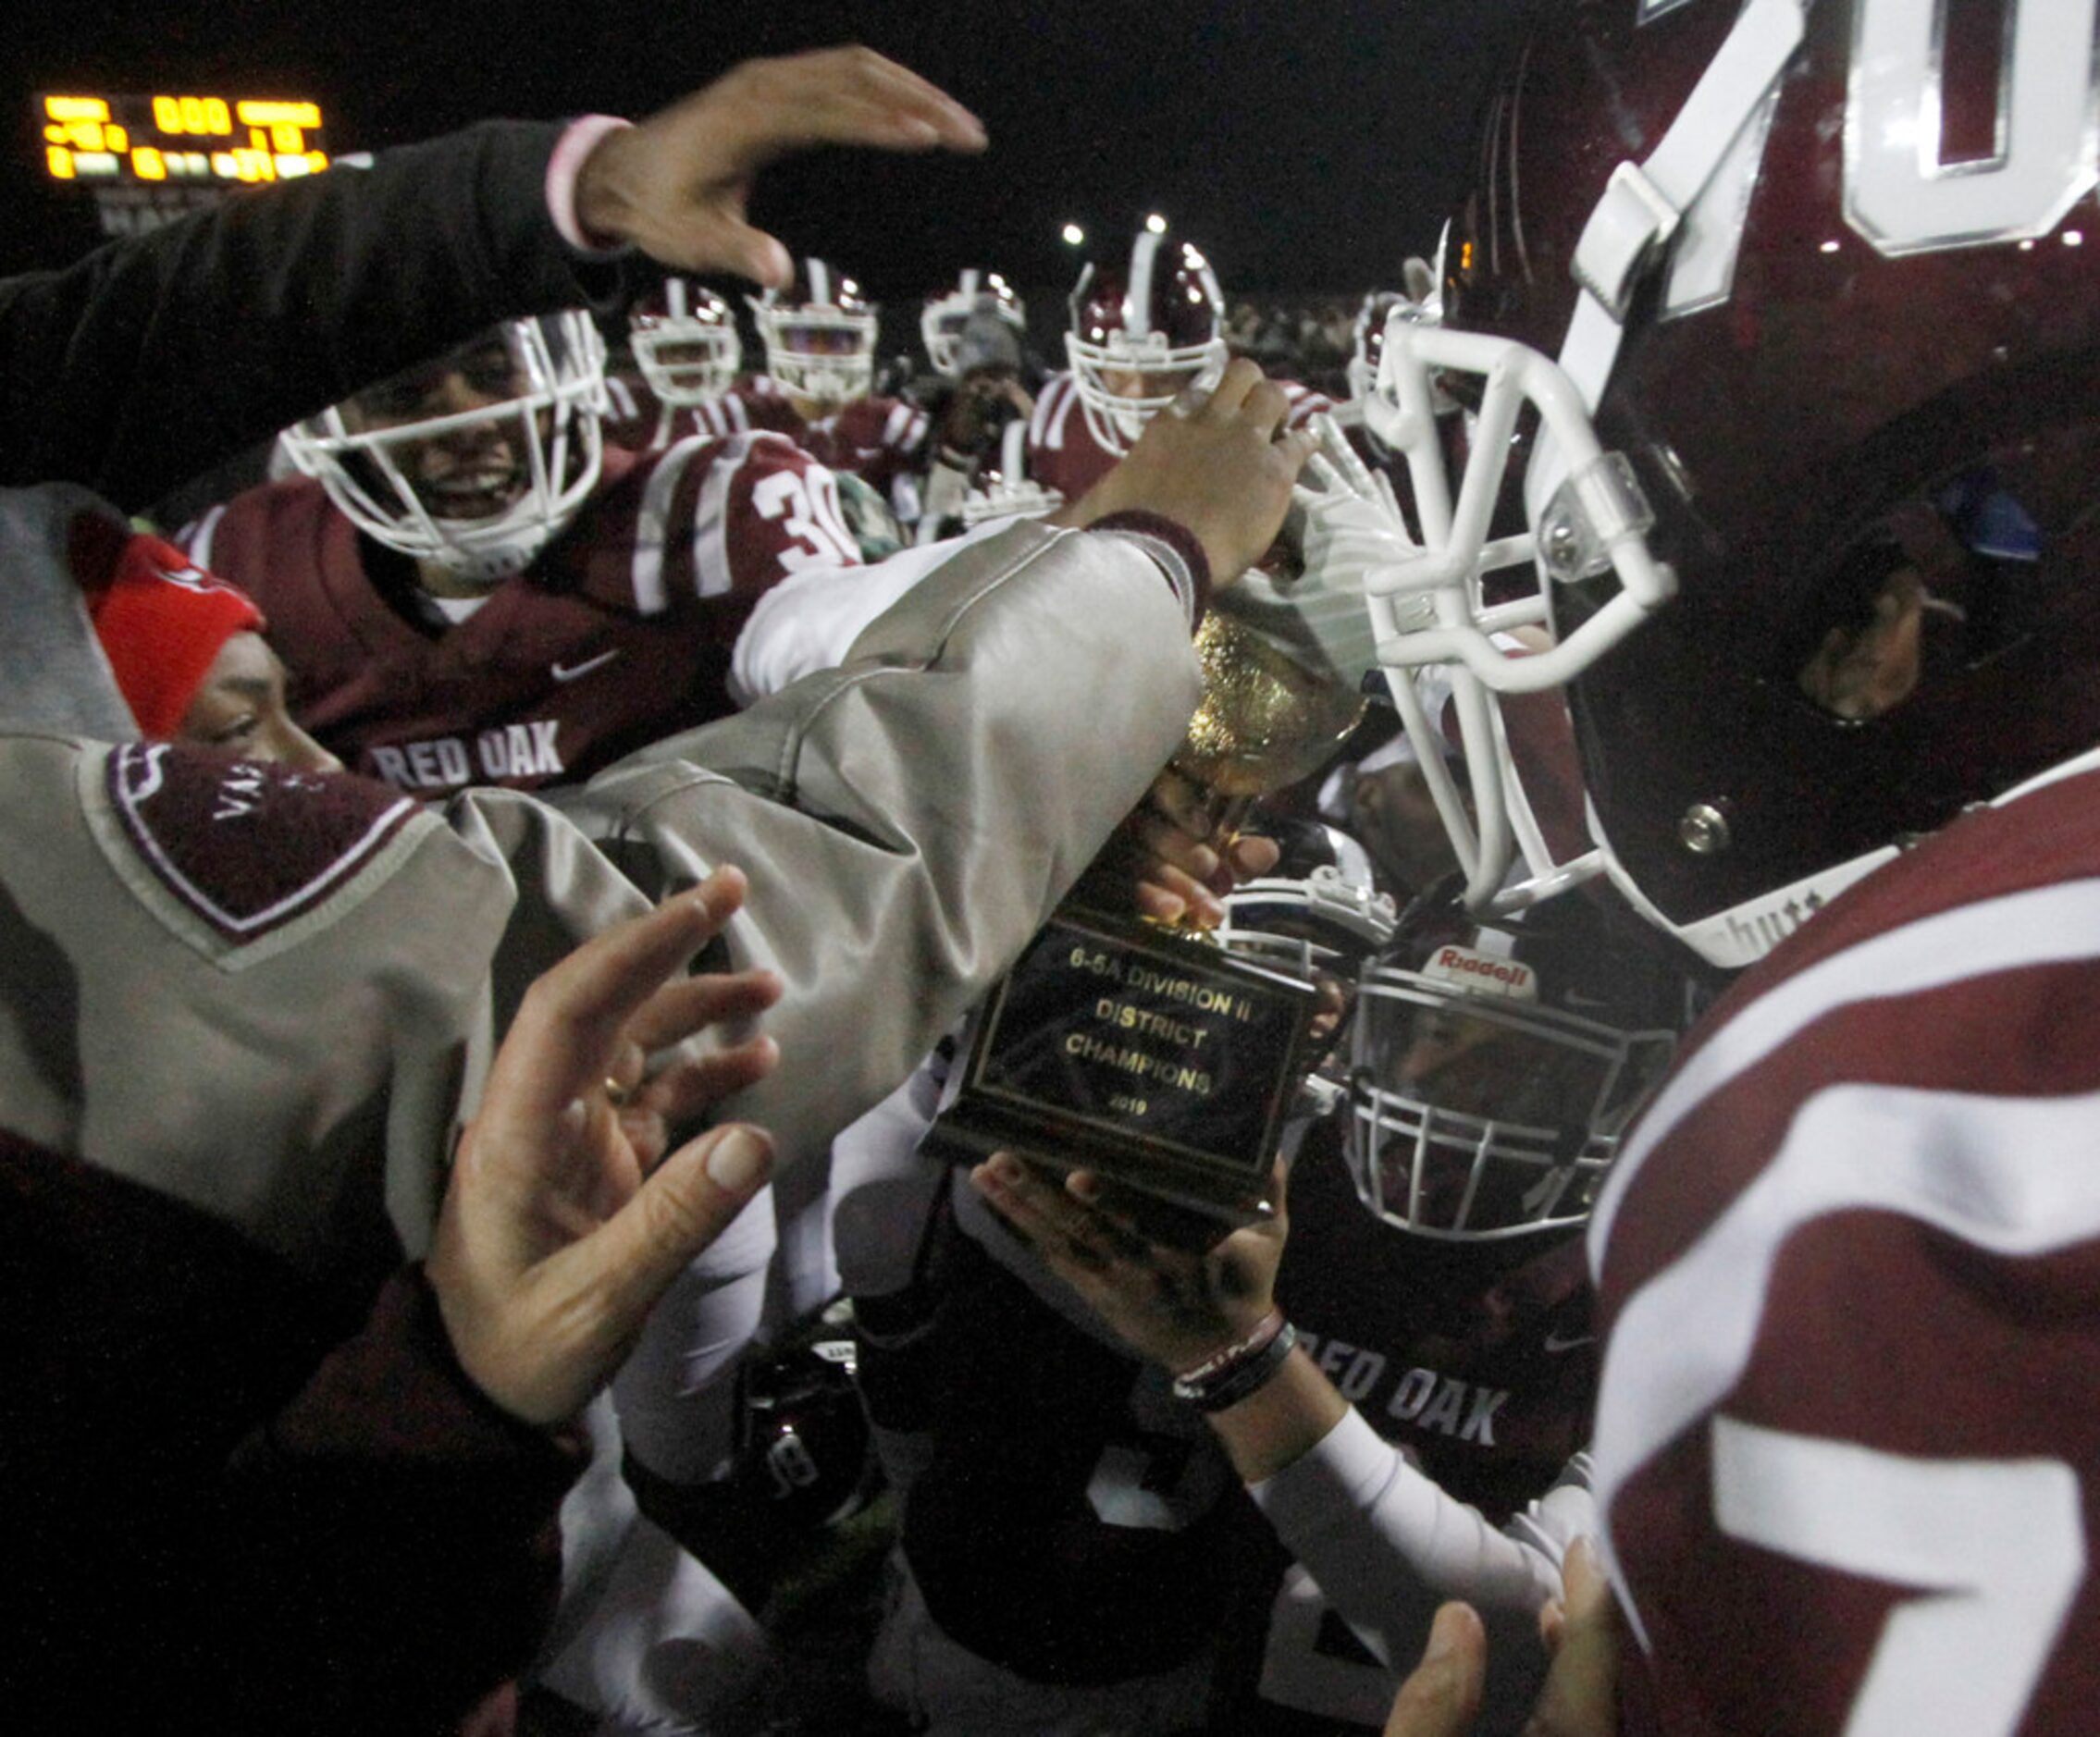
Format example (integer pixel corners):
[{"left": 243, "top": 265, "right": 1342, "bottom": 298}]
[
  {"left": 747, "top": 258, "right": 877, "bottom": 405},
  {"left": 628, "top": 277, "right": 740, "bottom": 406},
  {"left": 1066, "top": 225, "right": 1229, "bottom": 454},
  {"left": 1360, "top": 0, "right": 2100, "bottom": 966}
]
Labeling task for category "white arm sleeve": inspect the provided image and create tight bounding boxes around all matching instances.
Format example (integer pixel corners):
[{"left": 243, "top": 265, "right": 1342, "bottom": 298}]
[
  {"left": 728, "top": 516, "right": 1023, "bottom": 702},
  {"left": 1251, "top": 1407, "right": 1592, "bottom": 1630}
]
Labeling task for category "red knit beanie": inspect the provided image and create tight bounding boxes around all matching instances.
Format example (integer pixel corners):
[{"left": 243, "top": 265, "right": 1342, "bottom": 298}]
[{"left": 81, "top": 532, "right": 266, "bottom": 740}]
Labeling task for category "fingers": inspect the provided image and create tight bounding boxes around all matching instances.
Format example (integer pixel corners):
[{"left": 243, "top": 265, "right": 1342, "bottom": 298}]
[
  {"left": 1225, "top": 831, "right": 1281, "bottom": 881},
  {"left": 1383, "top": 1604, "right": 1488, "bottom": 1737},
  {"left": 584, "top": 1122, "right": 777, "bottom": 1332},
  {"left": 477, "top": 869, "right": 749, "bottom": 1140},
  {"left": 1523, "top": 1539, "right": 1620, "bottom": 1737},
  {"left": 1199, "top": 357, "right": 1268, "bottom": 420},
  {"left": 624, "top": 964, "right": 783, "bottom": 1055},
  {"left": 634, "top": 1034, "right": 782, "bottom": 1128},
  {"left": 1131, "top": 806, "right": 1223, "bottom": 886},
  {"left": 723, "top": 47, "right": 986, "bottom": 162},
  {"left": 1135, "top": 865, "right": 1221, "bottom": 930}
]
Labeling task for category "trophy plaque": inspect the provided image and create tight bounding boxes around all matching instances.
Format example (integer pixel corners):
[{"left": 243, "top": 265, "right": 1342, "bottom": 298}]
[
  {"left": 934, "top": 582, "right": 1367, "bottom": 1232},
  {"left": 936, "top": 906, "right": 1320, "bottom": 1226}
]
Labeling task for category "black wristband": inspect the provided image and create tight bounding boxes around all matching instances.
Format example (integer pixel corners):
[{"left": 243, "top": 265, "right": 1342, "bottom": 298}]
[{"left": 1172, "top": 1314, "right": 1297, "bottom": 1413}]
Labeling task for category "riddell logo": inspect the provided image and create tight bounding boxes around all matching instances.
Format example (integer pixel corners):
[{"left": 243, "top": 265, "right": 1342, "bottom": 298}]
[{"left": 1423, "top": 944, "right": 1537, "bottom": 1001}]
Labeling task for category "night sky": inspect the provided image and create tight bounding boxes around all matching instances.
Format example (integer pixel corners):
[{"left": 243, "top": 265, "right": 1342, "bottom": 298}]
[{"left": 9, "top": 2, "right": 1530, "bottom": 314}]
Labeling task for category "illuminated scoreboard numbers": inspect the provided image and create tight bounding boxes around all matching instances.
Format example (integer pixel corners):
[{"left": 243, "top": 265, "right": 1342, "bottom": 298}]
[{"left": 37, "top": 92, "right": 329, "bottom": 188}]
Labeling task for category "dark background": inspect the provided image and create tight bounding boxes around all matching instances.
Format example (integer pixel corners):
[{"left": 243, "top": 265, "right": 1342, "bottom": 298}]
[{"left": 8, "top": 1, "right": 1529, "bottom": 309}]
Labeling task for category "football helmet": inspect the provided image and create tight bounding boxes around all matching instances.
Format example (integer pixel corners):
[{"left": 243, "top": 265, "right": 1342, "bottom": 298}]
[
  {"left": 922, "top": 268, "right": 1027, "bottom": 377},
  {"left": 1344, "top": 258, "right": 1439, "bottom": 404},
  {"left": 628, "top": 277, "right": 741, "bottom": 406},
  {"left": 731, "top": 1319, "right": 878, "bottom": 1533},
  {"left": 960, "top": 420, "right": 1066, "bottom": 526},
  {"left": 1066, "top": 225, "right": 1229, "bottom": 454},
  {"left": 1219, "top": 821, "right": 1400, "bottom": 987},
  {"left": 1221, "top": 822, "right": 1402, "bottom": 1082},
  {"left": 1358, "top": 0, "right": 2100, "bottom": 966},
  {"left": 747, "top": 258, "right": 878, "bottom": 406},
  {"left": 1348, "top": 880, "right": 1686, "bottom": 1242},
  {"left": 278, "top": 313, "right": 606, "bottom": 583}
]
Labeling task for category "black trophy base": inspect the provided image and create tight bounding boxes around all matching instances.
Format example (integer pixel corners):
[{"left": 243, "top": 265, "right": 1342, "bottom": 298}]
[{"left": 933, "top": 907, "right": 1316, "bottom": 1231}]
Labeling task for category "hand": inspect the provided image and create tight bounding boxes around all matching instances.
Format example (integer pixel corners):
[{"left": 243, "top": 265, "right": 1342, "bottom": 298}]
[
  {"left": 427, "top": 868, "right": 784, "bottom": 1426},
  {"left": 938, "top": 375, "right": 1033, "bottom": 456},
  {"left": 1381, "top": 1539, "right": 1620, "bottom": 1737},
  {"left": 1076, "top": 765, "right": 1282, "bottom": 929},
  {"left": 970, "top": 1153, "right": 1287, "bottom": 1374},
  {"left": 1053, "top": 360, "right": 1319, "bottom": 584},
  {"left": 574, "top": 48, "right": 986, "bottom": 283}
]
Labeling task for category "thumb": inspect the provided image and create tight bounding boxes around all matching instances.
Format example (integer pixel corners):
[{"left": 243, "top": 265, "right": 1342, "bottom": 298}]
[
  {"left": 587, "top": 1124, "right": 775, "bottom": 1324},
  {"left": 1384, "top": 1602, "right": 1486, "bottom": 1737}
]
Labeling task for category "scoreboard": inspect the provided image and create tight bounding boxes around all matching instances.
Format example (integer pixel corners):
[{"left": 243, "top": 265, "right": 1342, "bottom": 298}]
[
  {"left": 34, "top": 92, "right": 333, "bottom": 239},
  {"left": 40, "top": 92, "right": 330, "bottom": 186}
]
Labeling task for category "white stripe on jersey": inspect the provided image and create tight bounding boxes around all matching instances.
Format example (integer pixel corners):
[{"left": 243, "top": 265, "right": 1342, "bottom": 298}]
[
  {"left": 1031, "top": 374, "right": 1080, "bottom": 452},
  {"left": 1588, "top": 872, "right": 2100, "bottom": 1647},
  {"left": 1590, "top": 876, "right": 2100, "bottom": 1259},
  {"left": 1595, "top": 1072, "right": 2100, "bottom": 1649},
  {"left": 632, "top": 433, "right": 719, "bottom": 614},
  {"left": 691, "top": 431, "right": 777, "bottom": 600},
  {"left": 180, "top": 503, "right": 228, "bottom": 572},
  {"left": 883, "top": 400, "right": 923, "bottom": 451}
]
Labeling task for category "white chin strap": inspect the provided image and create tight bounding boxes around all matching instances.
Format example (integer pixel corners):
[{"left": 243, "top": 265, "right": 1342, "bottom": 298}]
[{"left": 1363, "top": 0, "right": 1810, "bottom": 919}]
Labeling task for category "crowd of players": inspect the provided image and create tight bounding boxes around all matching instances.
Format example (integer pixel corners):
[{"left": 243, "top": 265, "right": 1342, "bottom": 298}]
[{"left": 8, "top": 2, "right": 2100, "bottom": 1734}]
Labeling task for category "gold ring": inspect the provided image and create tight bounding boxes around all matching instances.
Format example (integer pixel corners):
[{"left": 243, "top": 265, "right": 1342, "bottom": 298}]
[{"left": 603, "top": 1077, "right": 632, "bottom": 1109}]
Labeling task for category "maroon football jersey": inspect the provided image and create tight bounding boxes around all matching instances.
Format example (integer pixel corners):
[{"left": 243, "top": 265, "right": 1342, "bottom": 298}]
[
  {"left": 1279, "top": 1118, "right": 1597, "bottom": 1522},
  {"left": 1218, "top": 1120, "right": 1597, "bottom": 1731},
  {"left": 692, "top": 376, "right": 929, "bottom": 505},
  {"left": 1026, "top": 370, "right": 1334, "bottom": 503},
  {"left": 185, "top": 434, "right": 860, "bottom": 795},
  {"left": 882, "top": 1119, "right": 1591, "bottom": 1731},
  {"left": 1591, "top": 761, "right": 2100, "bottom": 1736},
  {"left": 598, "top": 369, "right": 682, "bottom": 454}
]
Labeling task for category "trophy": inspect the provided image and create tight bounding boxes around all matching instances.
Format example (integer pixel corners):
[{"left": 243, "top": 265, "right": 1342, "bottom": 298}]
[{"left": 934, "top": 577, "right": 1370, "bottom": 1234}]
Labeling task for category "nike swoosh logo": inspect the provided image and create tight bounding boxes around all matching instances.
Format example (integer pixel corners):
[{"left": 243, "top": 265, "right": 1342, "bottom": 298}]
[
  {"left": 1543, "top": 1328, "right": 1598, "bottom": 1354},
  {"left": 550, "top": 648, "right": 623, "bottom": 683}
]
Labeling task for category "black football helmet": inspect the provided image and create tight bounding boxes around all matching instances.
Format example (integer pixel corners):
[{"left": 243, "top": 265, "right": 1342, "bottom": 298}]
[
  {"left": 730, "top": 1317, "right": 878, "bottom": 1533},
  {"left": 1347, "top": 879, "right": 1689, "bottom": 1241}
]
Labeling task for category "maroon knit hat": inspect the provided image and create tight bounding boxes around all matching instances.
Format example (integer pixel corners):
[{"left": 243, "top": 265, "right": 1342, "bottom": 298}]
[{"left": 80, "top": 531, "right": 266, "bottom": 740}]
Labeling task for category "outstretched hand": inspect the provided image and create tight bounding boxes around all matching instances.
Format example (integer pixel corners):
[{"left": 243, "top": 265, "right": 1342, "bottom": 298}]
[
  {"left": 574, "top": 47, "right": 987, "bottom": 283},
  {"left": 1054, "top": 359, "right": 1320, "bottom": 585},
  {"left": 428, "top": 867, "right": 783, "bottom": 1426},
  {"left": 970, "top": 1154, "right": 1287, "bottom": 1375}
]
